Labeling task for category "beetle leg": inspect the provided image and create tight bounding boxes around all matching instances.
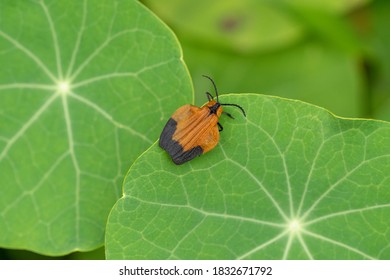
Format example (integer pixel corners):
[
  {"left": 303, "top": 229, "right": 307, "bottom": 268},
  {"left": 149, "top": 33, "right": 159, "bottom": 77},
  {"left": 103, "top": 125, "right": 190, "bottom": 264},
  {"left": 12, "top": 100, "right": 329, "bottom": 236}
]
[
  {"left": 217, "top": 122, "right": 223, "bottom": 132},
  {"left": 222, "top": 111, "right": 234, "bottom": 119}
]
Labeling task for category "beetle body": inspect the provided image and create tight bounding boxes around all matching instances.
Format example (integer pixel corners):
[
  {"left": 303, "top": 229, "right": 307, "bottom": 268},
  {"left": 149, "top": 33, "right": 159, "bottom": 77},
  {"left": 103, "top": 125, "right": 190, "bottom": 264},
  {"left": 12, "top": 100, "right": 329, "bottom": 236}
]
[{"left": 159, "top": 76, "right": 245, "bottom": 165}]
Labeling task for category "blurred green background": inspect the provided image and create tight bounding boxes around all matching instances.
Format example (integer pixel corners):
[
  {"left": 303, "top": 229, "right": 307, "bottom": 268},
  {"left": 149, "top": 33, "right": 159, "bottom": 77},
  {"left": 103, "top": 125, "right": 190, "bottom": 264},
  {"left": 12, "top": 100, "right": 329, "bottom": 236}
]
[
  {"left": 2, "top": 0, "right": 389, "bottom": 260},
  {"left": 144, "top": 0, "right": 390, "bottom": 121}
]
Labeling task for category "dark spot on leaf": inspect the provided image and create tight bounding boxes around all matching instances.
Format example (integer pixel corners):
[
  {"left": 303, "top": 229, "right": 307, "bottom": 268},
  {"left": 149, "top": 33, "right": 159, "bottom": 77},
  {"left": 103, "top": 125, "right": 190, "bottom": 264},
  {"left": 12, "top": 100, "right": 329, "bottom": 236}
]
[{"left": 219, "top": 15, "right": 245, "bottom": 33}]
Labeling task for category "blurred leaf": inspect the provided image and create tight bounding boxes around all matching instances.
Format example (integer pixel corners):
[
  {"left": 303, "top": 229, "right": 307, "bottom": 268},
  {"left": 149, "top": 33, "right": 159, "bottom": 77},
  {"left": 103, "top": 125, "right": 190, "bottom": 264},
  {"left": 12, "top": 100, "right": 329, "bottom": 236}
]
[
  {"left": 0, "top": 0, "right": 191, "bottom": 255},
  {"left": 143, "top": 0, "right": 365, "bottom": 118},
  {"left": 187, "top": 42, "right": 363, "bottom": 117},
  {"left": 368, "top": 0, "right": 390, "bottom": 121},
  {"left": 286, "top": 5, "right": 363, "bottom": 55},
  {"left": 285, "top": 0, "right": 371, "bottom": 13},
  {"left": 143, "top": 0, "right": 303, "bottom": 53},
  {"left": 106, "top": 94, "right": 390, "bottom": 259},
  {"left": 68, "top": 247, "right": 105, "bottom": 260}
]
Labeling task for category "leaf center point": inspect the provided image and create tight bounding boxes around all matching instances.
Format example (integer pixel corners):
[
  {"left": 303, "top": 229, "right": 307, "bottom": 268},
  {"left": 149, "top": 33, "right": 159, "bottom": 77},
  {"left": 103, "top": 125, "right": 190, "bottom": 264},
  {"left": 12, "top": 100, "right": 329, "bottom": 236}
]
[
  {"left": 288, "top": 219, "right": 302, "bottom": 234},
  {"left": 57, "top": 81, "right": 71, "bottom": 95}
]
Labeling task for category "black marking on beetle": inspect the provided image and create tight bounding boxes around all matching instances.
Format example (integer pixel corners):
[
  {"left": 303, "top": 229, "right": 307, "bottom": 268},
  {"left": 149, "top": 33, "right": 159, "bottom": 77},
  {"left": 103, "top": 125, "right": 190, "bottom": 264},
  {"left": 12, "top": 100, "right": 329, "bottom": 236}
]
[{"left": 159, "top": 118, "right": 203, "bottom": 165}]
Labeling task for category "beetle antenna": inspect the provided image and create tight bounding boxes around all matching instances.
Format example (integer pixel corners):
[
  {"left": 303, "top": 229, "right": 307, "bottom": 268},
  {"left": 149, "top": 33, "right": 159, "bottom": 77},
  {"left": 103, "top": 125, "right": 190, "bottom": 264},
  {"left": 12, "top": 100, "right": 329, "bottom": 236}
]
[
  {"left": 202, "top": 75, "right": 219, "bottom": 102},
  {"left": 220, "top": 103, "right": 246, "bottom": 117}
]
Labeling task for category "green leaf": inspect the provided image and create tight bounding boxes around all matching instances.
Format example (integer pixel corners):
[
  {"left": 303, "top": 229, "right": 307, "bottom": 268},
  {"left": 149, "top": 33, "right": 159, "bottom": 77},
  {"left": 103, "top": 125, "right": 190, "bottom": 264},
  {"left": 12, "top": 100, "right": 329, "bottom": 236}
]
[
  {"left": 0, "top": 0, "right": 191, "bottom": 255},
  {"left": 144, "top": 0, "right": 303, "bottom": 53},
  {"left": 186, "top": 42, "right": 363, "bottom": 117},
  {"left": 369, "top": 0, "right": 390, "bottom": 121},
  {"left": 106, "top": 94, "right": 390, "bottom": 259},
  {"left": 284, "top": 0, "right": 371, "bottom": 13},
  {"left": 286, "top": 5, "right": 363, "bottom": 55},
  {"left": 144, "top": 1, "right": 365, "bottom": 118}
]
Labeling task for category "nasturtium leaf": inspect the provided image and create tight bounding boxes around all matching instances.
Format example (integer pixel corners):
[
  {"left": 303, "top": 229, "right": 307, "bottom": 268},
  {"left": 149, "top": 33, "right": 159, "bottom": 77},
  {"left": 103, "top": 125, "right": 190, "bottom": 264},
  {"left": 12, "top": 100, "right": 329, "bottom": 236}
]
[
  {"left": 106, "top": 94, "right": 390, "bottom": 260},
  {"left": 0, "top": 0, "right": 191, "bottom": 255},
  {"left": 144, "top": 0, "right": 303, "bottom": 53}
]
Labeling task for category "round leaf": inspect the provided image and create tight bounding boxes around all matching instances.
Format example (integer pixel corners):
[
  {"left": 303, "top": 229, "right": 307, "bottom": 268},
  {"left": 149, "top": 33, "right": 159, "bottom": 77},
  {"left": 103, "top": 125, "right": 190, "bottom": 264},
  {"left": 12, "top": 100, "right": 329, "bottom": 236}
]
[
  {"left": 0, "top": 0, "right": 191, "bottom": 255},
  {"left": 106, "top": 94, "right": 390, "bottom": 259}
]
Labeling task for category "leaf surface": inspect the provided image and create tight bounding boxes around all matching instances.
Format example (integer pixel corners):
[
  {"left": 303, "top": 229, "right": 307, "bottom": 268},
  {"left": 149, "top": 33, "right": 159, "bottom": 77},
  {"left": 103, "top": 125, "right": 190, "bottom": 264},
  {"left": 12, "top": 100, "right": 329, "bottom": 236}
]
[
  {"left": 0, "top": 0, "right": 191, "bottom": 255},
  {"left": 106, "top": 94, "right": 390, "bottom": 259}
]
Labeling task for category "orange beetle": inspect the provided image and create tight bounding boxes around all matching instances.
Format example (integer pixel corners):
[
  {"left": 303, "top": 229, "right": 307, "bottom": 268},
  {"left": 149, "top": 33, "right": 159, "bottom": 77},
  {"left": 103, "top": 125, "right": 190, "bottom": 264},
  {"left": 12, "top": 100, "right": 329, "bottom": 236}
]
[{"left": 159, "top": 75, "right": 246, "bottom": 165}]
